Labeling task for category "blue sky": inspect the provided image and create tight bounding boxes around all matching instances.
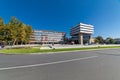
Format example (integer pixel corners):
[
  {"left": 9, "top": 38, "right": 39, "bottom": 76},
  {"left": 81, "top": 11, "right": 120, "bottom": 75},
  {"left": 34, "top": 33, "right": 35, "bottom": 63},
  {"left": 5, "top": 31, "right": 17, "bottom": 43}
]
[{"left": 0, "top": 0, "right": 120, "bottom": 38}]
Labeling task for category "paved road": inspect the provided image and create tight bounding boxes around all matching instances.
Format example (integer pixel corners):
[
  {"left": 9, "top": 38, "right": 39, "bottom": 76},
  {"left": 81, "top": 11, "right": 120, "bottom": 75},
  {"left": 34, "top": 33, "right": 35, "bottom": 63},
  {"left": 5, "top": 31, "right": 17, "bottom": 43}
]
[{"left": 0, "top": 49, "right": 120, "bottom": 80}]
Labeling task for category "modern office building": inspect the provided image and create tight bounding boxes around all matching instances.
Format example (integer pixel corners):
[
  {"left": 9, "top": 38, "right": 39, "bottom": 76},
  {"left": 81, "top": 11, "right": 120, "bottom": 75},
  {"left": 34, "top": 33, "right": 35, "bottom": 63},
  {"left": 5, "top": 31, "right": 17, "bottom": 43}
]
[
  {"left": 70, "top": 23, "right": 94, "bottom": 45},
  {"left": 30, "top": 30, "right": 66, "bottom": 44}
]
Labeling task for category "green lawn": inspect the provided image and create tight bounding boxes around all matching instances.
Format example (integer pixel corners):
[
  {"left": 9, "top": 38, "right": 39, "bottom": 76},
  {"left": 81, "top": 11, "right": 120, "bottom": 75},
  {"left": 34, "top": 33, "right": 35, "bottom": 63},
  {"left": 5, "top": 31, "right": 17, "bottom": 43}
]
[{"left": 0, "top": 46, "right": 120, "bottom": 54}]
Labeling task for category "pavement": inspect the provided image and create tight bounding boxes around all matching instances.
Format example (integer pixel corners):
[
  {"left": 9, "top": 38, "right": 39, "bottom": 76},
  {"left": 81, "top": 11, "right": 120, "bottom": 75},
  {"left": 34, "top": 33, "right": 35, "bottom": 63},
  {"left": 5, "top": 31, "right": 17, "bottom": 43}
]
[
  {"left": 5, "top": 44, "right": 120, "bottom": 49},
  {"left": 0, "top": 49, "right": 120, "bottom": 80},
  {"left": 40, "top": 44, "right": 120, "bottom": 49}
]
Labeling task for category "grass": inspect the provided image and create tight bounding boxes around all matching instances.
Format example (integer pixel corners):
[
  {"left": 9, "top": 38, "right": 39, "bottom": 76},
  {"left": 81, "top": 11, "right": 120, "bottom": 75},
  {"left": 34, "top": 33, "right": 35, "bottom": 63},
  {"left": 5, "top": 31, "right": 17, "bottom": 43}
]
[{"left": 0, "top": 46, "right": 120, "bottom": 54}]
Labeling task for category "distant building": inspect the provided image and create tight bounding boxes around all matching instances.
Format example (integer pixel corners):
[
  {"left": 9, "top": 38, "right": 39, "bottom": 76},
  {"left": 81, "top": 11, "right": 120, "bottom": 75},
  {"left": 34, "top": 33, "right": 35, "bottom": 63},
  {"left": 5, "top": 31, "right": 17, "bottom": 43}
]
[
  {"left": 90, "top": 37, "right": 95, "bottom": 44},
  {"left": 30, "top": 30, "right": 66, "bottom": 44},
  {"left": 70, "top": 23, "right": 94, "bottom": 45},
  {"left": 114, "top": 38, "right": 120, "bottom": 44}
]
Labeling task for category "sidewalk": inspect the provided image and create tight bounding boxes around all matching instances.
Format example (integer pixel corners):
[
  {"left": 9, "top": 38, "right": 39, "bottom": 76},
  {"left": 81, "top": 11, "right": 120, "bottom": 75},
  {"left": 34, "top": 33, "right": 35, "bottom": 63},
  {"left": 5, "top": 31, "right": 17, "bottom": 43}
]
[
  {"left": 4, "top": 44, "right": 120, "bottom": 50},
  {"left": 52, "top": 44, "right": 120, "bottom": 49},
  {"left": 40, "top": 44, "right": 120, "bottom": 50}
]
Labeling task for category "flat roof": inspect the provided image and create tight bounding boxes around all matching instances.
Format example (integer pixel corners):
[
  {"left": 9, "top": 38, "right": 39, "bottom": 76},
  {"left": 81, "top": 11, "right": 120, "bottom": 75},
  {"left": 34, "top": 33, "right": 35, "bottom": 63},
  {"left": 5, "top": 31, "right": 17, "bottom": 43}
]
[
  {"left": 33, "top": 30, "right": 66, "bottom": 33},
  {"left": 71, "top": 22, "right": 94, "bottom": 29}
]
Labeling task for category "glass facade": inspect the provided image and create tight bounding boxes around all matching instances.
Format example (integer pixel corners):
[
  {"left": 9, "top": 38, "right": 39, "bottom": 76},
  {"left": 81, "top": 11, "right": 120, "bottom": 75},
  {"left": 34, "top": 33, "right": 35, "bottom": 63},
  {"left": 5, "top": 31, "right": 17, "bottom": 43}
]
[{"left": 30, "top": 30, "right": 66, "bottom": 44}]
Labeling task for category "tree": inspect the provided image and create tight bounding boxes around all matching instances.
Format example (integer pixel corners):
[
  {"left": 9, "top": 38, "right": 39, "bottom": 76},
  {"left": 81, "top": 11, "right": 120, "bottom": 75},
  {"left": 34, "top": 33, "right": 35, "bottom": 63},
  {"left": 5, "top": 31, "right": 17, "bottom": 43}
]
[
  {"left": 8, "top": 17, "right": 24, "bottom": 45},
  {"left": 0, "top": 17, "right": 4, "bottom": 26},
  {"left": 95, "top": 36, "right": 104, "bottom": 44},
  {"left": 105, "top": 37, "right": 115, "bottom": 44},
  {"left": 94, "top": 38, "right": 99, "bottom": 44},
  {"left": 24, "top": 25, "right": 32, "bottom": 44},
  {"left": 19, "top": 24, "right": 32, "bottom": 44},
  {"left": 0, "top": 16, "right": 33, "bottom": 45},
  {"left": 8, "top": 16, "right": 32, "bottom": 45},
  {"left": 18, "top": 24, "right": 26, "bottom": 44},
  {"left": 0, "top": 17, "right": 6, "bottom": 43},
  {"left": 0, "top": 17, "right": 12, "bottom": 46}
]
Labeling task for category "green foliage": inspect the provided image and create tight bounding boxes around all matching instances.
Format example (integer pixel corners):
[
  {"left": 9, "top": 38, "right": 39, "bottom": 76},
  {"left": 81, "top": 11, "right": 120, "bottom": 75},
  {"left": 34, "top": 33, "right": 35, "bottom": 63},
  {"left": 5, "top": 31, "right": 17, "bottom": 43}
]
[
  {"left": 95, "top": 36, "right": 104, "bottom": 44},
  {"left": 0, "top": 16, "right": 32, "bottom": 45},
  {"left": 0, "top": 17, "right": 9, "bottom": 43},
  {"left": 105, "top": 37, "right": 115, "bottom": 44},
  {"left": 24, "top": 25, "right": 32, "bottom": 43},
  {"left": 94, "top": 38, "right": 99, "bottom": 44}
]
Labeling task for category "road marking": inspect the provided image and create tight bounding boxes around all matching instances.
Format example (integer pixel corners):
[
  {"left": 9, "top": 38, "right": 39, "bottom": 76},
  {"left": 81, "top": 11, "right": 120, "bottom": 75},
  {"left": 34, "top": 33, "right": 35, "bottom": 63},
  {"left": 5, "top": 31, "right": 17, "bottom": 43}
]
[{"left": 0, "top": 56, "right": 98, "bottom": 71}]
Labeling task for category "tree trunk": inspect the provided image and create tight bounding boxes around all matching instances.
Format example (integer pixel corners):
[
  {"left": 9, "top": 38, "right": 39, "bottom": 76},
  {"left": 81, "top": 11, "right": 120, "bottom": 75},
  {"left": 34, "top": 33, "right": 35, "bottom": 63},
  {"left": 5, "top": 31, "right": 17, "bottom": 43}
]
[{"left": 13, "top": 39, "right": 16, "bottom": 45}]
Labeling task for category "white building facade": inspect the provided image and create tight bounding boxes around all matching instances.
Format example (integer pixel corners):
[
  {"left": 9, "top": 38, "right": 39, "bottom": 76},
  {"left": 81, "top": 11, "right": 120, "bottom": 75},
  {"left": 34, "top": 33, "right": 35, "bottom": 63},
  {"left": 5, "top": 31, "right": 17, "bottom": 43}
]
[
  {"left": 30, "top": 30, "right": 66, "bottom": 44},
  {"left": 70, "top": 23, "right": 94, "bottom": 45}
]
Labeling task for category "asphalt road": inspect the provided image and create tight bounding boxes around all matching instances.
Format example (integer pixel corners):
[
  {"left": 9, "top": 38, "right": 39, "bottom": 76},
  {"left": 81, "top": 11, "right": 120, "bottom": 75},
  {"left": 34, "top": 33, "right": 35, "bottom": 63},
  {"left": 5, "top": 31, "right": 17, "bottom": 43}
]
[{"left": 0, "top": 49, "right": 120, "bottom": 80}]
